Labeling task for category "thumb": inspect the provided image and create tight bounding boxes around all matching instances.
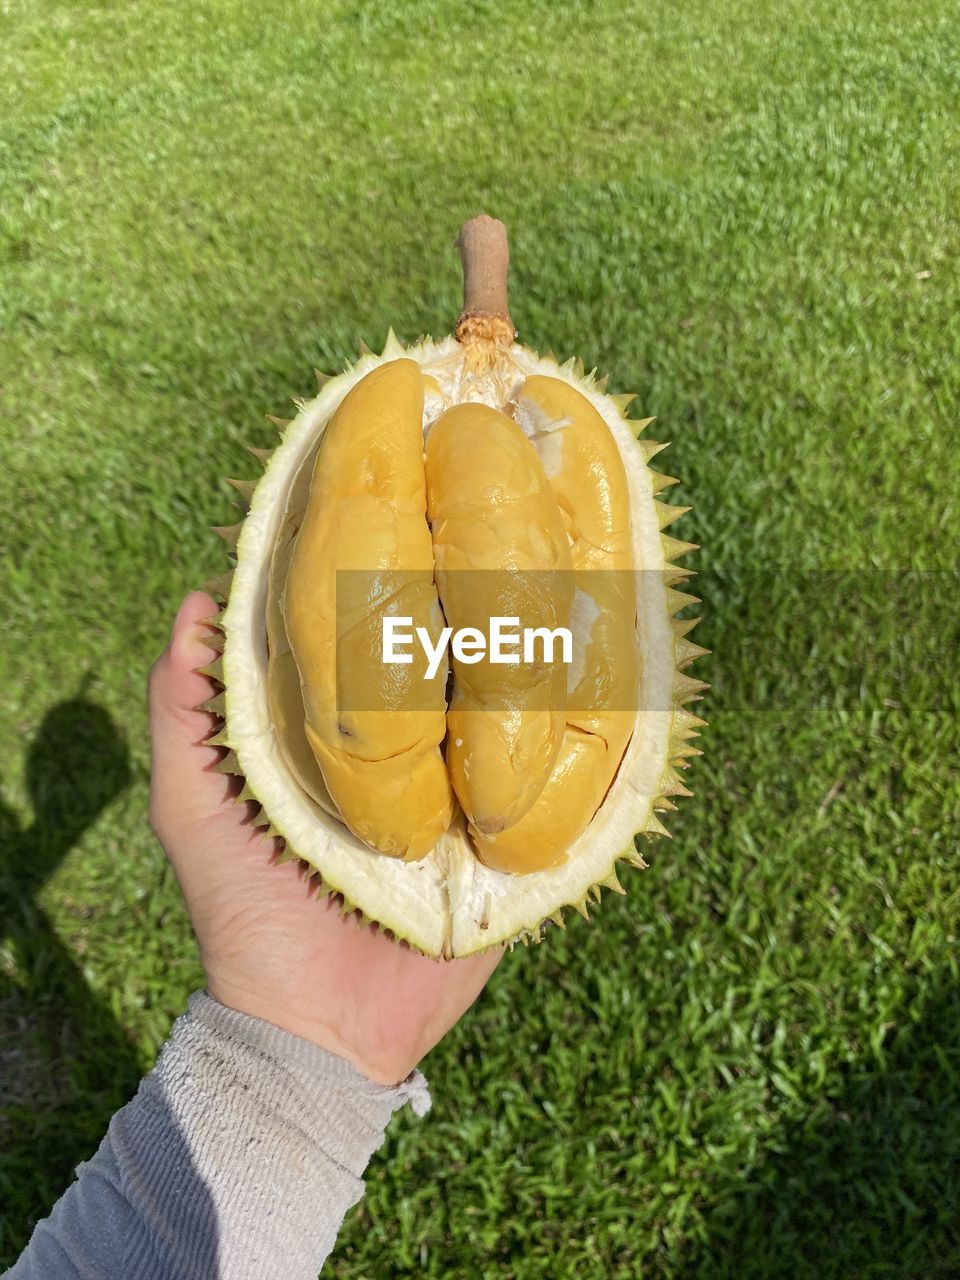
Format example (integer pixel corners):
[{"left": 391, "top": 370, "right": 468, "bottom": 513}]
[{"left": 149, "top": 591, "right": 224, "bottom": 813}]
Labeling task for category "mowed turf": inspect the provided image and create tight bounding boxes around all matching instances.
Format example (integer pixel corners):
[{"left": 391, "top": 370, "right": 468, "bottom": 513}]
[{"left": 1, "top": 0, "right": 958, "bottom": 1275}]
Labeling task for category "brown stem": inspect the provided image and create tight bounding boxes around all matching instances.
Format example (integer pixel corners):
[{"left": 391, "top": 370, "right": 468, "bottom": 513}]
[{"left": 455, "top": 214, "right": 516, "bottom": 346}]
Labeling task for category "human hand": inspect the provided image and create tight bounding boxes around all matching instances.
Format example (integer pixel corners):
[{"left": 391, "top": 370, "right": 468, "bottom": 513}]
[{"left": 149, "top": 591, "right": 503, "bottom": 1085}]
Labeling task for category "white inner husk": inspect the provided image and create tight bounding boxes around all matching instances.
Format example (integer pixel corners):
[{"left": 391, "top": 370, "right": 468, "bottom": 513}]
[{"left": 222, "top": 336, "right": 676, "bottom": 957}]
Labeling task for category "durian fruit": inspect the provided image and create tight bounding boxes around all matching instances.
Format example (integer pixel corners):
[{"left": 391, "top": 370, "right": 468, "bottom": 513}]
[{"left": 208, "top": 215, "right": 706, "bottom": 958}]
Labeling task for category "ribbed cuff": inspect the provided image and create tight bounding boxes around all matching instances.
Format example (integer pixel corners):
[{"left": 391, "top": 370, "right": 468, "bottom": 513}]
[
  {"left": 183, "top": 990, "right": 431, "bottom": 1175},
  {"left": 119, "top": 990, "right": 431, "bottom": 1278}
]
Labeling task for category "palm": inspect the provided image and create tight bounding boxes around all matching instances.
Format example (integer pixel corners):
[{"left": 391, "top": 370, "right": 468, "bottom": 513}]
[{"left": 150, "top": 592, "right": 502, "bottom": 1083}]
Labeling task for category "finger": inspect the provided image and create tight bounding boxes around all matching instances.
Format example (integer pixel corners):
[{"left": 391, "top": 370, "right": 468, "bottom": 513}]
[{"left": 149, "top": 591, "right": 224, "bottom": 798}]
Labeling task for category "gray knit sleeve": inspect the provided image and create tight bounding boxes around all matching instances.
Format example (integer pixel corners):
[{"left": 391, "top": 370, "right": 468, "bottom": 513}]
[{"left": 5, "top": 990, "right": 431, "bottom": 1280}]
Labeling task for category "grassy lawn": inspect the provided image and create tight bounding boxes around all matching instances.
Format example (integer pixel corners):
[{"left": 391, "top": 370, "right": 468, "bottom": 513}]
[{"left": 1, "top": 0, "right": 958, "bottom": 1274}]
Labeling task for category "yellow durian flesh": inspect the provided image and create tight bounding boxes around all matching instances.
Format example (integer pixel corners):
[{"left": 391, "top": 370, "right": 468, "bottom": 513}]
[
  {"left": 265, "top": 435, "right": 339, "bottom": 817},
  {"left": 424, "top": 401, "right": 574, "bottom": 836},
  {"left": 470, "top": 376, "right": 639, "bottom": 874},
  {"left": 271, "top": 372, "right": 639, "bottom": 873},
  {"left": 282, "top": 358, "right": 453, "bottom": 859}
]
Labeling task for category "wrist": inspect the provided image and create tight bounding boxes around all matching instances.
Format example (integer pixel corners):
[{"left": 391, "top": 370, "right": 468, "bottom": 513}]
[{"left": 204, "top": 976, "right": 416, "bottom": 1087}]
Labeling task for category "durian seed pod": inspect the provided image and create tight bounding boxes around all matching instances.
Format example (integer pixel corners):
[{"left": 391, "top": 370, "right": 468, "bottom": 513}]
[{"left": 212, "top": 215, "right": 706, "bottom": 957}]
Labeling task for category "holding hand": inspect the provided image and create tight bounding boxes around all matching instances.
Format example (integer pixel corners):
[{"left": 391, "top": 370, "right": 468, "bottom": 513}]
[{"left": 148, "top": 591, "right": 503, "bottom": 1085}]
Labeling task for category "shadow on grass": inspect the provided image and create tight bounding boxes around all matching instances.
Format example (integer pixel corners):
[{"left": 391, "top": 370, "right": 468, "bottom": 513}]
[
  {"left": 0, "top": 693, "right": 139, "bottom": 1265},
  {"left": 671, "top": 976, "right": 960, "bottom": 1280}
]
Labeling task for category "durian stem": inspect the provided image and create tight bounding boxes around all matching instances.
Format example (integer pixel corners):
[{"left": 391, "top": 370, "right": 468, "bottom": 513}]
[{"left": 455, "top": 214, "right": 516, "bottom": 346}]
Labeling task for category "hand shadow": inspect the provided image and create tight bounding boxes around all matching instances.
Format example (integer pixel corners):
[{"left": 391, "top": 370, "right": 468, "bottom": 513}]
[{"left": 0, "top": 692, "right": 140, "bottom": 1265}]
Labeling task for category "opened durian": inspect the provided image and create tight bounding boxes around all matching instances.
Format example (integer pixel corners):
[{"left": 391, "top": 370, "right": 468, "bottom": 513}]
[{"left": 205, "top": 216, "right": 706, "bottom": 957}]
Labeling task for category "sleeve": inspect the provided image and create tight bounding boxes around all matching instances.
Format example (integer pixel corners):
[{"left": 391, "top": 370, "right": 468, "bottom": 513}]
[{"left": 4, "top": 990, "right": 431, "bottom": 1280}]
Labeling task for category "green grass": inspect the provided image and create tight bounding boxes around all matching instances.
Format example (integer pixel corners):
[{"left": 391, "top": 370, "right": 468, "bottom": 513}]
[{"left": 1, "top": 0, "right": 958, "bottom": 1274}]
